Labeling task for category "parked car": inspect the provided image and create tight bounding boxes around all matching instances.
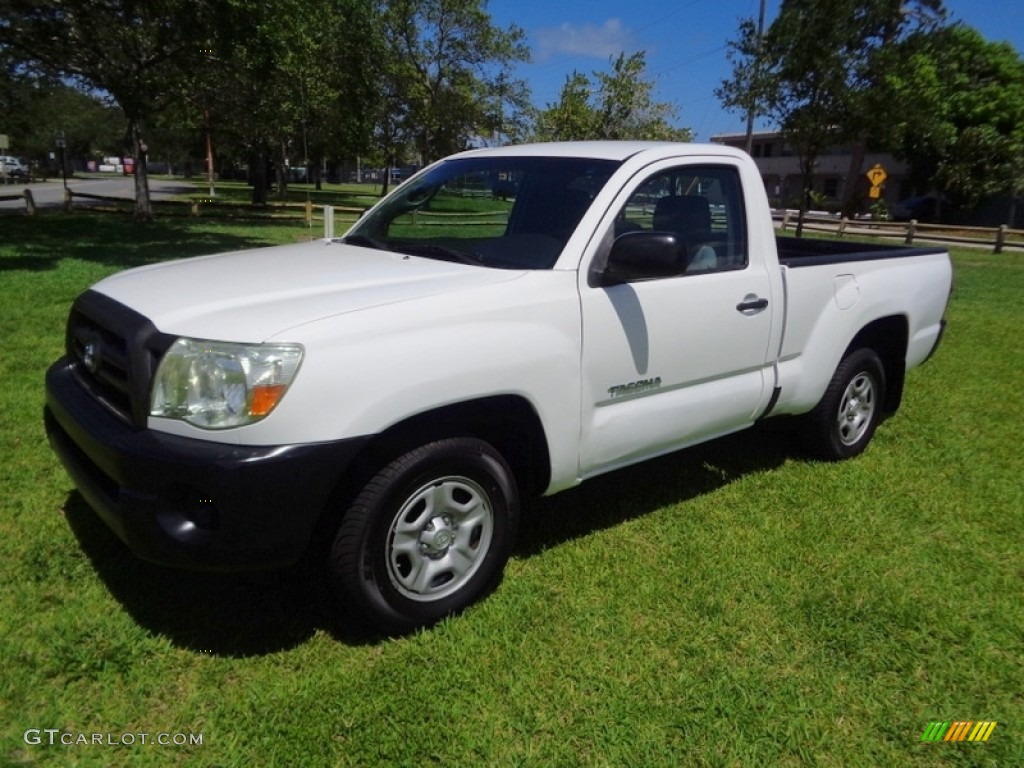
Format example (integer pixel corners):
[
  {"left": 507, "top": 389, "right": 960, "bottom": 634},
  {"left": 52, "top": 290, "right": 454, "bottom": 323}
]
[
  {"left": 892, "top": 195, "right": 941, "bottom": 222},
  {"left": 45, "top": 141, "right": 953, "bottom": 634},
  {"left": 1, "top": 155, "right": 28, "bottom": 182}
]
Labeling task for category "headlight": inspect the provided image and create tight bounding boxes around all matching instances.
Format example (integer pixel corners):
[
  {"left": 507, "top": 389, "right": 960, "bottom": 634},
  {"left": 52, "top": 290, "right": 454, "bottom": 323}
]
[{"left": 150, "top": 338, "right": 303, "bottom": 429}]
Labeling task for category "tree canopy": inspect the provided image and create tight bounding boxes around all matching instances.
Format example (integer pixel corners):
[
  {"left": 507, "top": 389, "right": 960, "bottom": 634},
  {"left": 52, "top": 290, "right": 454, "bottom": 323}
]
[
  {"left": 0, "top": 0, "right": 220, "bottom": 217},
  {"left": 7, "top": 0, "right": 1017, "bottom": 227},
  {"left": 380, "top": 0, "right": 530, "bottom": 164},
  {"left": 532, "top": 52, "right": 692, "bottom": 142},
  {"left": 0, "top": 0, "right": 533, "bottom": 208},
  {"left": 718, "top": 0, "right": 947, "bottom": 231},
  {"left": 883, "top": 24, "right": 1024, "bottom": 219},
  {"left": 0, "top": 1, "right": 697, "bottom": 211}
]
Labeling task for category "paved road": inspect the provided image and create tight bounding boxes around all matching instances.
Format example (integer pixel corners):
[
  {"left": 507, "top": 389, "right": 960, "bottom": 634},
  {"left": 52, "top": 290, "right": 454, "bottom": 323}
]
[{"left": 0, "top": 176, "right": 198, "bottom": 211}]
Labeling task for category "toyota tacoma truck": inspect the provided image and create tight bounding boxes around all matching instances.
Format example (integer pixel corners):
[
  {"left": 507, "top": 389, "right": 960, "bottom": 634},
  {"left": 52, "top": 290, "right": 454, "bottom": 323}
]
[{"left": 45, "top": 142, "right": 952, "bottom": 633}]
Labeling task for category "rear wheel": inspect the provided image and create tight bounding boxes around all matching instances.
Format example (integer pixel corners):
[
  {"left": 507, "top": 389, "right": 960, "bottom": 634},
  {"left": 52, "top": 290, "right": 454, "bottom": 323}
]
[
  {"left": 803, "top": 348, "right": 886, "bottom": 461},
  {"left": 328, "top": 438, "right": 518, "bottom": 634}
]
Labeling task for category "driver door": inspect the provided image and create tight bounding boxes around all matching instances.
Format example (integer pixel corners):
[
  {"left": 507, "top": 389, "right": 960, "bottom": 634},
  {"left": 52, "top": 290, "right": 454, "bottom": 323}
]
[{"left": 578, "top": 160, "right": 776, "bottom": 476}]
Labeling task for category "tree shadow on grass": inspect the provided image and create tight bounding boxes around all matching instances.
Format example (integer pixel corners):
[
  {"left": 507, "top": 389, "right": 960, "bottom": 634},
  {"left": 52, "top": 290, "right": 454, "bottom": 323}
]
[
  {"left": 0, "top": 213, "right": 305, "bottom": 273},
  {"left": 62, "top": 423, "right": 802, "bottom": 654}
]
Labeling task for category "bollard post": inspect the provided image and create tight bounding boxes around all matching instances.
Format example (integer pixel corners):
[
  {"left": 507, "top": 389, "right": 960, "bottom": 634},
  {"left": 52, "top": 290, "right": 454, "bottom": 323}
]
[
  {"left": 905, "top": 219, "right": 916, "bottom": 245},
  {"left": 24, "top": 188, "right": 36, "bottom": 216},
  {"left": 191, "top": 200, "right": 199, "bottom": 216},
  {"left": 323, "top": 205, "right": 334, "bottom": 239},
  {"left": 63, "top": 187, "right": 72, "bottom": 212}
]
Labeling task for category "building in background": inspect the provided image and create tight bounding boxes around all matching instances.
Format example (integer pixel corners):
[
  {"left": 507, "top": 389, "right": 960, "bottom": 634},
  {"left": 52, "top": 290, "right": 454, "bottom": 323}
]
[{"left": 711, "top": 131, "right": 907, "bottom": 214}]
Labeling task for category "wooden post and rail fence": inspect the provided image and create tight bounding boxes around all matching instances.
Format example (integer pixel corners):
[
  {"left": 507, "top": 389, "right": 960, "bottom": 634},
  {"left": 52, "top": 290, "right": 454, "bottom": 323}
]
[
  {"left": 0, "top": 187, "right": 37, "bottom": 215},
  {"left": 776, "top": 210, "right": 1024, "bottom": 254},
  {"left": 4, "top": 185, "right": 1023, "bottom": 253},
  {"left": 0, "top": 186, "right": 367, "bottom": 226}
]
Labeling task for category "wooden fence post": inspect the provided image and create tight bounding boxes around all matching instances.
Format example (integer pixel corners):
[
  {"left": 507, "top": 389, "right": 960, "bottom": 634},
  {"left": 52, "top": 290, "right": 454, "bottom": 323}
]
[
  {"left": 305, "top": 199, "right": 313, "bottom": 225},
  {"left": 781, "top": 211, "right": 791, "bottom": 231},
  {"left": 24, "top": 188, "right": 36, "bottom": 216},
  {"left": 191, "top": 200, "right": 199, "bottom": 216},
  {"left": 905, "top": 219, "right": 916, "bottom": 245},
  {"left": 839, "top": 216, "right": 848, "bottom": 237},
  {"left": 63, "top": 187, "right": 72, "bottom": 212},
  {"left": 995, "top": 224, "right": 1007, "bottom": 254}
]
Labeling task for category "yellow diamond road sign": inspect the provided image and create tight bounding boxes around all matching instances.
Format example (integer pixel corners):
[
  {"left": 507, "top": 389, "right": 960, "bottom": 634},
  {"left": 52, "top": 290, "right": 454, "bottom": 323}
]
[{"left": 866, "top": 164, "right": 887, "bottom": 187}]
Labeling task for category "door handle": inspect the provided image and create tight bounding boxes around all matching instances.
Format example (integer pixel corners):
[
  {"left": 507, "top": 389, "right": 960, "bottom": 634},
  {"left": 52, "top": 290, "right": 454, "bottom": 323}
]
[{"left": 736, "top": 294, "right": 769, "bottom": 314}]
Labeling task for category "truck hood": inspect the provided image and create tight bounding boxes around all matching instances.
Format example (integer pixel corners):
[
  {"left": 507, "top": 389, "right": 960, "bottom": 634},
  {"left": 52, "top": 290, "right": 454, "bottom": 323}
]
[{"left": 93, "top": 240, "right": 524, "bottom": 341}]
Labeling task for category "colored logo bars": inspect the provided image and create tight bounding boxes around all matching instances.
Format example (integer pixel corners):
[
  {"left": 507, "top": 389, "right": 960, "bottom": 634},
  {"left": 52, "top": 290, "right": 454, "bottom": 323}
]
[{"left": 921, "top": 721, "right": 998, "bottom": 742}]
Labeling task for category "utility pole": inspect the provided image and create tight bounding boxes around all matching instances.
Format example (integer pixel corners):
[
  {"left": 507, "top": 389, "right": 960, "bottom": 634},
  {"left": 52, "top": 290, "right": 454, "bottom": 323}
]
[{"left": 744, "top": 0, "right": 767, "bottom": 155}]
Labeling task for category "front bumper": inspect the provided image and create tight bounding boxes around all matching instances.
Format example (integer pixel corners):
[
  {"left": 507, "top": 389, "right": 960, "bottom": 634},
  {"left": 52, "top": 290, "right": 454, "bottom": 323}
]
[{"left": 45, "top": 357, "right": 368, "bottom": 571}]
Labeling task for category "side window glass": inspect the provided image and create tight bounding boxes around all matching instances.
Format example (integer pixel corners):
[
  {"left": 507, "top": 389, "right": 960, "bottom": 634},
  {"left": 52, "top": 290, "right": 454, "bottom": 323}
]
[{"left": 614, "top": 165, "right": 748, "bottom": 273}]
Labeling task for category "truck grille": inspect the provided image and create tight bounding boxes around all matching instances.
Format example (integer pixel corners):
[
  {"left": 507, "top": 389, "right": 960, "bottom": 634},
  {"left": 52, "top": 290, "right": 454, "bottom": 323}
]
[{"left": 65, "top": 290, "right": 176, "bottom": 428}]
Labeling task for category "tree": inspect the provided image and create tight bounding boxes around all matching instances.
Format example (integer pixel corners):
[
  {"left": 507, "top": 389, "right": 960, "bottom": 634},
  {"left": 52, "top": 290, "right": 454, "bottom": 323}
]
[
  {"left": 532, "top": 52, "right": 692, "bottom": 142},
  {"left": 531, "top": 72, "right": 598, "bottom": 141},
  {"left": 0, "top": 0, "right": 218, "bottom": 219},
  {"left": 0, "top": 78, "right": 123, "bottom": 172},
  {"left": 718, "top": 0, "right": 945, "bottom": 233},
  {"left": 884, "top": 25, "right": 1024, "bottom": 221},
  {"left": 196, "top": 0, "right": 381, "bottom": 202},
  {"left": 379, "top": 0, "right": 530, "bottom": 166}
]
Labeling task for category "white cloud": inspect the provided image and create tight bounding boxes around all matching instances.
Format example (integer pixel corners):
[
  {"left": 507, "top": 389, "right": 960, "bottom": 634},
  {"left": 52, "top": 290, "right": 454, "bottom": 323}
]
[{"left": 533, "top": 18, "right": 639, "bottom": 62}]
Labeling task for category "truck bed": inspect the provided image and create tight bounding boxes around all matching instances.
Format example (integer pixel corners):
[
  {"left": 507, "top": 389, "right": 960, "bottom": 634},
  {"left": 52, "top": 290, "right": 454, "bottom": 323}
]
[{"left": 776, "top": 235, "right": 945, "bottom": 268}]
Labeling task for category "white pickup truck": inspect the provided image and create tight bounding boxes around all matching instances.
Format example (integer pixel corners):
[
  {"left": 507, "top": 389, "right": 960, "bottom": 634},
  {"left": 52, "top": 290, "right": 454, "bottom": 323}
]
[{"left": 45, "top": 142, "right": 952, "bottom": 633}]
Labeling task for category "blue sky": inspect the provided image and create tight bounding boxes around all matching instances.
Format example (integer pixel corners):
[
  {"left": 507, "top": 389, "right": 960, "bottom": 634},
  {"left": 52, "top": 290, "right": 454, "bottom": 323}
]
[{"left": 487, "top": 0, "right": 1024, "bottom": 141}]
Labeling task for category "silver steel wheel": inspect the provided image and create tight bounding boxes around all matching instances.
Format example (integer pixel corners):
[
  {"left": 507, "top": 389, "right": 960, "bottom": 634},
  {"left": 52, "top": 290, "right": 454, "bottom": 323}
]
[
  {"left": 803, "top": 348, "right": 886, "bottom": 461},
  {"left": 384, "top": 475, "right": 494, "bottom": 602},
  {"left": 835, "top": 370, "right": 877, "bottom": 447}
]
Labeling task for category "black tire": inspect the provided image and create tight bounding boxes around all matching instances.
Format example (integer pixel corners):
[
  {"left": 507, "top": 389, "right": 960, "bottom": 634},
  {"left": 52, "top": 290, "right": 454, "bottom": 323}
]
[
  {"left": 803, "top": 348, "right": 886, "bottom": 461},
  {"left": 328, "top": 438, "right": 519, "bottom": 634}
]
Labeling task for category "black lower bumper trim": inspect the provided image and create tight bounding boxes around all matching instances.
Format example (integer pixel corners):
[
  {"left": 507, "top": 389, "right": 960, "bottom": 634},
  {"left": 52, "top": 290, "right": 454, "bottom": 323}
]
[{"left": 45, "top": 358, "right": 369, "bottom": 571}]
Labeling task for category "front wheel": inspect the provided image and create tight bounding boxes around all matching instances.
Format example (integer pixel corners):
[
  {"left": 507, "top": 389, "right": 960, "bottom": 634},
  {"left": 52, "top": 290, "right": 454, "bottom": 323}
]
[
  {"left": 328, "top": 438, "right": 519, "bottom": 634},
  {"left": 803, "top": 348, "right": 886, "bottom": 461}
]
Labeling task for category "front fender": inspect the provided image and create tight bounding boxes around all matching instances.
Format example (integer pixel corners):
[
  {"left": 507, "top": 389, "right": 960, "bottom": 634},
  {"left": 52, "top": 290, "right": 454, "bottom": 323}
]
[{"left": 170, "top": 271, "right": 584, "bottom": 490}]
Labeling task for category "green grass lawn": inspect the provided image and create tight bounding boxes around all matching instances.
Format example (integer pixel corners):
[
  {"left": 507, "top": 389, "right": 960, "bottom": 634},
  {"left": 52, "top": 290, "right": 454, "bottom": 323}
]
[
  {"left": 1, "top": 214, "right": 1021, "bottom": 767},
  {"left": 179, "top": 179, "right": 385, "bottom": 209}
]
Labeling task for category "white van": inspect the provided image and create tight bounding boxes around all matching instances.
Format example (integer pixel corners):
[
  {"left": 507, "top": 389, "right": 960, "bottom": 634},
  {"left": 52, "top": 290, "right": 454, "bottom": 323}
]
[{"left": 1, "top": 155, "right": 28, "bottom": 181}]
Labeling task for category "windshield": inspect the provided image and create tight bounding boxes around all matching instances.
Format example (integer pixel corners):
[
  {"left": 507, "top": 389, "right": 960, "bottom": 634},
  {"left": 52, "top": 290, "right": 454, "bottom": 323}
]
[{"left": 343, "top": 156, "right": 620, "bottom": 269}]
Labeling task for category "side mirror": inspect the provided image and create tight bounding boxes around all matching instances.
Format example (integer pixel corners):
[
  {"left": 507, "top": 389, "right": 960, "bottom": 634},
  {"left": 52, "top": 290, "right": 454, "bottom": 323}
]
[{"left": 594, "top": 231, "right": 686, "bottom": 287}]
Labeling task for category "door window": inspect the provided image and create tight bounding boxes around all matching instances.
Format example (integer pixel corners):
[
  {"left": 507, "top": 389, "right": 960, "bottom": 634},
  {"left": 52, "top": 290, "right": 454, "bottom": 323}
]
[{"left": 614, "top": 165, "right": 748, "bottom": 273}]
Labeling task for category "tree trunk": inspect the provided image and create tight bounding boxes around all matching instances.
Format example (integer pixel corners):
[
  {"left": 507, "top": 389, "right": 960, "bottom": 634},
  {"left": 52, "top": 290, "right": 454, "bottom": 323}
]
[
  {"left": 204, "top": 108, "right": 216, "bottom": 197},
  {"left": 841, "top": 139, "right": 867, "bottom": 217},
  {"left": 380, "top": 157, "right": 392, "bottom": 198},
  {"left": 275, "top": 140, "right": 288, "bottom": 198},
  {"left": 796, "top": 158, "right": 814, "bottom": 238},
  {"left": 312, "top": 155, "right": 322, "bottom": 191},
  {"left": 130, "top": 120, "right": 153, "bottom": 221},
  {"left": 250, "top": 147, "right": 268, "bottom": 205}
]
